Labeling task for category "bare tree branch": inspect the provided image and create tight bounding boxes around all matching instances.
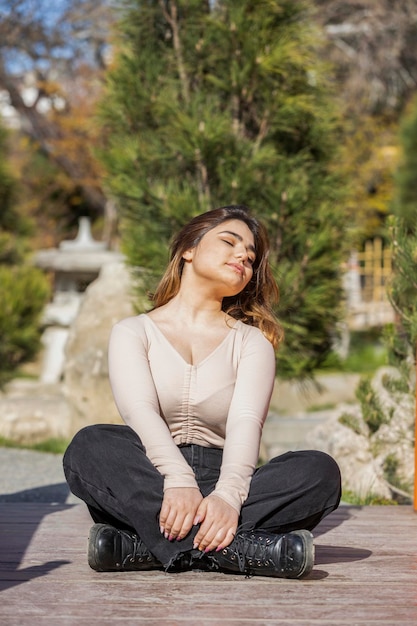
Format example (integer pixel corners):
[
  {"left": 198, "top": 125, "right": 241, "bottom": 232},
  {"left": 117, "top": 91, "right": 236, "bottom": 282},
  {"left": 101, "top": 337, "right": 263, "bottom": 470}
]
[
  {"left": 0, "top": 0, "right": 114, "bottom": 221},
  {"left": 315, "top": 0, "right": 417, "bottom": 112}
]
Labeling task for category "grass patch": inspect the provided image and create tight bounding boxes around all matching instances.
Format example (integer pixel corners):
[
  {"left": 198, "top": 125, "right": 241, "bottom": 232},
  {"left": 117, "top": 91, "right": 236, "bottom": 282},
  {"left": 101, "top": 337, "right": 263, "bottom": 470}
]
[
  {"left": 0, "top": 436, "right": 69, "bottom": 454},
  {"left": 342, "top": 489, "right": 397, "bottom": 505},
  {"left": 319, "top": 329, "right": 388, "bottom": 375},
  {"left": 306, "top": 402, "right": 337, "bottom": 412}
]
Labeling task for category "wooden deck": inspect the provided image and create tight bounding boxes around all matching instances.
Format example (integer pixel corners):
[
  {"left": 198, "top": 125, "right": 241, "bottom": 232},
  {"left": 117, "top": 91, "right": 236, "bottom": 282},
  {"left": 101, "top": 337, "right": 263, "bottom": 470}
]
[{"left": 1, "top": 503, "right": 416, "bottom": 625}]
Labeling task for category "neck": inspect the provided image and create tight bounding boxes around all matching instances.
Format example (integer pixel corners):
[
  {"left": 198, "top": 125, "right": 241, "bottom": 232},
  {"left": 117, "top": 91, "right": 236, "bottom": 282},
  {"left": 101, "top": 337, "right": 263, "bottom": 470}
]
[{"left": 165, "top": 289, "right": 224, "bottom": 324}]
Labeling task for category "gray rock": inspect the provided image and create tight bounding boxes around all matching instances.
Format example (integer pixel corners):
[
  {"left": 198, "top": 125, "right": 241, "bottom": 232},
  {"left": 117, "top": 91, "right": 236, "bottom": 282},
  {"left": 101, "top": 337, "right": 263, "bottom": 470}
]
[
  {"left": 307, "top": 406, "right": 392, "bottom": 499},
  {"left": 0, "top": 381, "right": 71, "bottom": 445},
  {"left": 0, "top": 262, "right": 139, "bottom": 444},
  {"left": 307, "top": 366, "right": 415, "bottom": 501},
  {"left": 63, "top": 262, "right": 137, "bottom": 436}
]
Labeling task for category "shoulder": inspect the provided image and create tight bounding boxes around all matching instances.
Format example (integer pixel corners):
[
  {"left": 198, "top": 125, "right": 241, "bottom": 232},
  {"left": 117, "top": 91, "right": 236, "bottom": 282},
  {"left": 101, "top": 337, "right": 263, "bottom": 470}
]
[
  {"left": 111, "top": 313, "right": 152, "bottom": 341},
  {"left": 234, "top": 320, "right": 275, "bottom": 354}
]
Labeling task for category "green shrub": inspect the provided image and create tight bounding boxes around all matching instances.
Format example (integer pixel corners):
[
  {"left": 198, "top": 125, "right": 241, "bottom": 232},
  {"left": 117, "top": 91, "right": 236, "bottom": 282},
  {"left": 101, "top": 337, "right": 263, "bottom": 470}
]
[
  {"left": 355, "top": 376, "right": 389, "bottom": 434},
  {"left": 383, "top": 453, "right": 413, "bottom": 495},
  {"left": 383, "top": 453, "right": 399, "bottom": 485},
  {"left": 0, "top": 264, "right": 50, "bottom": 387},
  {"left": 338, "top": 412, "right": 365, "bottom": 436},
  {"left": 381, "top": 371, "right": 410, "bottom": 395}
]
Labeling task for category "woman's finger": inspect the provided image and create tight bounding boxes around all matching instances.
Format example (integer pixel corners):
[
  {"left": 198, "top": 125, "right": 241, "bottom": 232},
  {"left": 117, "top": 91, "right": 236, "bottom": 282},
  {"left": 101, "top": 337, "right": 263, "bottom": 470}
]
[
  {"left": 176, "top": 512, "right": 196, "bottom": 541},
  {"left": 214, "top": 527, "right": 236, "bottom": 551}
]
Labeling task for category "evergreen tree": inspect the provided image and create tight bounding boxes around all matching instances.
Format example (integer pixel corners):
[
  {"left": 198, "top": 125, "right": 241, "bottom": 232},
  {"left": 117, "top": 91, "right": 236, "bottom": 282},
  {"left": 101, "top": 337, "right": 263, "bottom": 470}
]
[
  {"left": 388, "top": 96, "right": 417, "bottom": 372},
  {"left": 99, "top": 0, "right": 347, "bottom": 379}
]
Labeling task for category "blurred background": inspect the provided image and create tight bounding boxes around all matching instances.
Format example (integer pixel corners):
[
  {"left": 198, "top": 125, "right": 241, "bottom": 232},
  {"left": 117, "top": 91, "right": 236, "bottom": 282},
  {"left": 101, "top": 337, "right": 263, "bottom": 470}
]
[{"left": 0, "top": 0, "right": 416, "bottom": 504}]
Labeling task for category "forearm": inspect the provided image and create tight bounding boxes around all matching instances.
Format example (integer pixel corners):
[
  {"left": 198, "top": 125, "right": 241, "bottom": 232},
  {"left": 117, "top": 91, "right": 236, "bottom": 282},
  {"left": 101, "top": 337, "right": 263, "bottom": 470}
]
[
  {"left": 108, "top": 320, "right": 198, "bottom": 490},
  {"left": 212, "top": 416, "right": 263, "bottom": 512},
  {"left": 212, "top": 329, "right": 276, "bottom": 511}
]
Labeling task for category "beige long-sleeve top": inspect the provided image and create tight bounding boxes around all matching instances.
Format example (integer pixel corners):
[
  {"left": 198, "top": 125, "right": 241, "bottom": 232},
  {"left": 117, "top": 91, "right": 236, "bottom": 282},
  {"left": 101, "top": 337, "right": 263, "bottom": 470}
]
[{"left": 108, "top": 314, "right": 276, "bottom": 513}]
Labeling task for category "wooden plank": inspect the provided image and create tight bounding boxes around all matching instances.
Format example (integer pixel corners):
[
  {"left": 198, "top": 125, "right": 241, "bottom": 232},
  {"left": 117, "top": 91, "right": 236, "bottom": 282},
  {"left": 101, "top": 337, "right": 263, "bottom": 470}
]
[{"left": 1, "top": 504, "right": 417, "bottom": 625}]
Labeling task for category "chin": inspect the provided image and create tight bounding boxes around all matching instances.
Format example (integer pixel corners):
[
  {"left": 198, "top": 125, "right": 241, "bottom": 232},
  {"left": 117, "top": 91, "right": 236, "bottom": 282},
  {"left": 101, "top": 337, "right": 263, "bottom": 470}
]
[{"left": 223, "top": 287, "right": 245, "bottom": 299}]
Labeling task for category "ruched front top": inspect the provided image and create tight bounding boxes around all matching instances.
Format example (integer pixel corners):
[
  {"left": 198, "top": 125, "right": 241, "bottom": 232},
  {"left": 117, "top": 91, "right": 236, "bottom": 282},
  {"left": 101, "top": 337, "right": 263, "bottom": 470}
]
[{"left": 108, "top": 314, "right": 276, "bottom": 512}]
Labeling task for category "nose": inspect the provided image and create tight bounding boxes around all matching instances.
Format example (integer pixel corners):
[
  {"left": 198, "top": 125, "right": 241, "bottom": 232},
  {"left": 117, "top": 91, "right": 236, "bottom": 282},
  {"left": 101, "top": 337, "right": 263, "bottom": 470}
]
[{"left": 235, "top": 244, "right": 248, "bottom": 261}]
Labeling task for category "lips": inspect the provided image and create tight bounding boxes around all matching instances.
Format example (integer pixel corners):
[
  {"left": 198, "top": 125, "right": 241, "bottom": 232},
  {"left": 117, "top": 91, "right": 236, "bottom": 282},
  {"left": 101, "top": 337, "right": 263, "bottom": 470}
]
[{"left": 227, "top": 263, "right": 244, "bottom": 276}]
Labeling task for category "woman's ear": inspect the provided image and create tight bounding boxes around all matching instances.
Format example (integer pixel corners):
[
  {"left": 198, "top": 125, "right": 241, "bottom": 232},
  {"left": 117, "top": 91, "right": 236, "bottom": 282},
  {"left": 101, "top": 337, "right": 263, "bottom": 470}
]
[{"left": 182, "top": 248, "right": 194, "bottom": 262}]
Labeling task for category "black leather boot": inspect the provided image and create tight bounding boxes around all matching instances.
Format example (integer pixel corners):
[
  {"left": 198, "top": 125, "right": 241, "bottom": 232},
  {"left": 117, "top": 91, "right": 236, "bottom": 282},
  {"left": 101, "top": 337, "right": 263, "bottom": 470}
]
[
  {"left": 88, "top": 524, "right": 162, "bottom": 572},
  {"left": 205, "top": 529, "right": 314, "bottom": 579}
]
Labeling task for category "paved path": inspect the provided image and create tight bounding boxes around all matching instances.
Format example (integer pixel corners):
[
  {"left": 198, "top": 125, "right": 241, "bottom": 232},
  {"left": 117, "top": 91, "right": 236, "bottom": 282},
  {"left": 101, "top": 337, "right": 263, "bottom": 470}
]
[
  {"left": 0, "top": 408, "right": 328, "bottom": 505},
  {"left": 0, "top": 447, "right": 79, "bottom": 504},
  {"left": 0, "top": 406, "right": 331, "bottom": 504}
]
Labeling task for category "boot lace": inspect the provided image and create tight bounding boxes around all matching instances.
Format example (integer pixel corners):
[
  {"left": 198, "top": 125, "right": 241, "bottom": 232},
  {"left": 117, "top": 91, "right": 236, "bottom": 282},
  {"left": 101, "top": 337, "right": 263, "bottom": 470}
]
[
  {"left": 121, "top": 530, "right": 157, "bottom": 566},
  {"left": 219, "top": 531, "right": 276, "bottom": 576}
]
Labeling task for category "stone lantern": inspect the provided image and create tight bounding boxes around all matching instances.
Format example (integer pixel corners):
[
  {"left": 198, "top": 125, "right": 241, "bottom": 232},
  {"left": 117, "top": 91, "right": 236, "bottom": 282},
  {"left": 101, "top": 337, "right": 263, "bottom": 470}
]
[{"left": 34, "top": 218, "right": 124, "bottom": 383}]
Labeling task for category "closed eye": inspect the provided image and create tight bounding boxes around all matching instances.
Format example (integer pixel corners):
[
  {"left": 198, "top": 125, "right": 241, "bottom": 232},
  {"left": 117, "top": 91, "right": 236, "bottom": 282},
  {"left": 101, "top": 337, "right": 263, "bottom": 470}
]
[{"left": 220, "top": 234, "right": 256, "bottom": 265}]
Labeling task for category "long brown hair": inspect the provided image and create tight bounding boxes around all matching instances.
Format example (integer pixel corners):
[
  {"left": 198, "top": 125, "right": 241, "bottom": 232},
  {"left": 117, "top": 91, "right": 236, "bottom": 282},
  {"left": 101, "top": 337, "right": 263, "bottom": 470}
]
[{"left": 151, "top": 205, "right": 283, "bottom": 349}]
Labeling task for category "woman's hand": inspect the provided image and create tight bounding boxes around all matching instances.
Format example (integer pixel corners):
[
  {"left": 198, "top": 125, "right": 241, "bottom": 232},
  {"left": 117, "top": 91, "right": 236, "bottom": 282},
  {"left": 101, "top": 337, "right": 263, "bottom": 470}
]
[
  {"left": 193, "top": 494, "right": 239, "bottom": 553},
  {"left": 159, "top": 487, "right": 203, "bottom": 541}
]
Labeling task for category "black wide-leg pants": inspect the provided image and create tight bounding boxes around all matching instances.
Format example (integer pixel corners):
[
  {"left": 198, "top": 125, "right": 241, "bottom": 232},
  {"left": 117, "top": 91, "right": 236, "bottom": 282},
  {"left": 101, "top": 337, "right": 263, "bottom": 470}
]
[{"left": 63, "top": 424, "right": 341, "bottom": 567}]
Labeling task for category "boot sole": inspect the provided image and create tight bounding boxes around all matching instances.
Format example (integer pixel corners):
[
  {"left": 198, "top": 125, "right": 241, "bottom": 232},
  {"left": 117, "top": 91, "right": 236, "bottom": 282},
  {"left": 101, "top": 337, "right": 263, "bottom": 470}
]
[{"left": 88, "top": 523, "right": 109, "bottom": 571}]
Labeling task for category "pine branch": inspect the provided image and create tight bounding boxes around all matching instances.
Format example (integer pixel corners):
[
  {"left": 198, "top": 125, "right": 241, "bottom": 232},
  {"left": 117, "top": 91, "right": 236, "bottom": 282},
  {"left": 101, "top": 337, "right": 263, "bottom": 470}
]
[
  {"left": 253, "top": 111, "right": 269, "bottom": 153},
  {"left": 231, "top": 93, "right": 240, "bottom": 137}
]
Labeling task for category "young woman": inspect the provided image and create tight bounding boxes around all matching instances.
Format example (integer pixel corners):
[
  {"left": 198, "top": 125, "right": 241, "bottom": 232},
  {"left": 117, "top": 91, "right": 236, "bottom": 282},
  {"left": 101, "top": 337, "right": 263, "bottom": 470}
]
[{"left": 63, "top": 205, "right": 341, "bottom": 579}]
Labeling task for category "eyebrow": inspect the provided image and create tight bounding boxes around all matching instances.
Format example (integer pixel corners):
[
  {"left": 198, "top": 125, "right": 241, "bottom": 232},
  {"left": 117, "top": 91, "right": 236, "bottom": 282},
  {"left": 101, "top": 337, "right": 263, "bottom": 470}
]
[{"left": 219, "top": 230, "right": 256, "bottom": 255}]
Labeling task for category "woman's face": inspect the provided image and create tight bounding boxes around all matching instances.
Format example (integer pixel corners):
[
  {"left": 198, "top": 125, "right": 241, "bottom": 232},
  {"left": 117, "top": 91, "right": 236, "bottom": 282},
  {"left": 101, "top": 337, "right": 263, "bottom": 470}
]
[{"left": 183, "top": 219, "right": 256, "bottom": 297}]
